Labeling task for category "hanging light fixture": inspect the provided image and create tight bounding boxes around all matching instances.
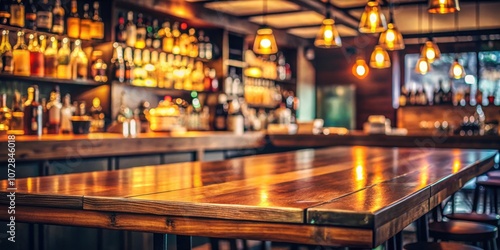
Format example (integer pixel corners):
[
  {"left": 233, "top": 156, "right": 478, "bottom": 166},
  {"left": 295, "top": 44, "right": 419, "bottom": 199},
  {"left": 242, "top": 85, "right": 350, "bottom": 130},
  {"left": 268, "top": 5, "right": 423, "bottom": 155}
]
[
  {"left": 352, "top": 57, "right": 370, "bottom": 79},
  {"left": 253, "top": 0, "right": 278, "bottom": 55},
  {"left": 415, "top": 56, "right": 431, "bottom": 74},
  {"left": 428, "top": 0, "right": 460, "bottom": 14},
  {"left": 315, "top": 0, "right": 342, "bottom": 48},
  {"left": 449, "top": 57, "right": 466, "bottom": 79},
  {"left": 449, "top": 14, "right": 465, "bottom": 79},
  {"left": 378, "top": 1, "right": 404, "bottom": 51},
  {"left": 420, "top": 38, "right": 441, "bottom": 63},
  {"left": 358, "top": 0, "right": 387, "bottom": 33},
  {"left": 370, "top": 45, "right": 391, "bottom": 68}
]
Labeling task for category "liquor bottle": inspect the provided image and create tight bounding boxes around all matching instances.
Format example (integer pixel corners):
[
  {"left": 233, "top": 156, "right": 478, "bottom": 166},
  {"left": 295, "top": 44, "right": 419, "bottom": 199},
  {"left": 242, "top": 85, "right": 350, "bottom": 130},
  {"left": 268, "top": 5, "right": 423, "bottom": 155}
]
[
  {"left": 28, "top": 33, "right": 44, "bottom": 77},
  {"left": 115, "top": 12, "right": 127, "bottom": 43},
  {"left": 145, "top": 17, "right": 153, "bottom": 48},
  {"left": 111, "top": 43, "right": 125, "bottom": 83},
  {"left": 198, "top": 30, "right": 205, "bottom": 59},
  {"left": 60, "top": 93, "right": 72, "bottom": 133},
  {"left": 227, "top": 99, "right": 244, "bottom": 134},
  {"left": 10, "top": 0, "right": 25, "bottom": 28},
  {"left": 44, "top": 36, "right": 57, "bottom": 77},
  {"left": 0, "top": 30, "right": 13, "bottom": 73},
  {"left": 476, "top": 87, "right": 483, "bottom": 106},
  {"left": 90, "top": 50, "right": 107, "bottom": 82},
  {"left": 204, "top": 36, "right": 213, "bottom": 60},
  {"left": 203, "top": 67, "right": 211, "bottom": 91},
  {"left": 46, "top": 86, "right": 61, "bottom": 134},
  {"left": 188, "top": 28, "right": 198, "bottom": 58},
  {"left": 90, "top": 2, "right": 104, "bottom": 40},
  {"left": 23, "top": 85, "right": 42, "bottom": 136},
  {"left": 125, "top": 11, "right": 136, "bottom": 47},
  {"left": 124, "top": 47, "right": 134, "bottom": 83},
  {"left": 51, "top": 0, "right": 64, "bottom": 34},
  {"left": 399, "top": 86, "right": 407, "bottom": 107},
  {"left": 421, "top": 87, "right": 428, "bottom": 106},
  {"left": 210, "top": 68, "right": 218, "bottom": 92},
  {"left": 152, "top": 19, "right": 161, "bottom": 49},
  {"left": 0, "top": 0, "right": 10, "bottom": 25},
  {"left": 132, "top": 49, "right": 144, "bottom": 86},
  {"left": 57, "top": 38, "right": 71, "bottom": 79},
  {"left": 171, "top": 22, "right": 180, "bottom": 54},
  {"left": 13, "top": 31, "right": 30, "bottom": 76},
  {"left": 41, "top": 97, "right": 47, "bottom": 134},
  {"left": 135, "top": 13, "right": 146, "bottom": 49},
  {"left": 25, "top": 0, "right": 36, "bottom": 30},
  {"left": 179, "top": 24, "right": 188, "bottom": 56},
  {"left": 89, "top": 97, "right": 104, "bottom": 132},
  {"left": 67, "top": 0, "right": 80, "bottom": 39},
  {"left": 408, "top": 89, "right": 416, "bottom": 106},
  {"left": 0, "top": 93, "right": 11, "bottom": 133},
  {"left": 79, "top": 3, "right": 91, "bottom": 40},
  {"left": 213, "top": 94, "right": 228, "bottom": 131},
  {"left": 70, "top": 39, "right": 88, "bottom": 80},
  {"left": 142, "top": 50, "right": 156, "bottom": 87},
  {"left": 162, "top": 21, "right": 173, "bottom": 53},
  {"left": 116, "top": 91, "right": 132, "bottom": 122},
  {"left": 36, "top": 0, "right": 53, "bottom": 33},
  {"left": 434, "top": 80, "right": 444, "bottom": 105},
  {"left": 8, "top": 90, "right": 23, "bottom": 134}
]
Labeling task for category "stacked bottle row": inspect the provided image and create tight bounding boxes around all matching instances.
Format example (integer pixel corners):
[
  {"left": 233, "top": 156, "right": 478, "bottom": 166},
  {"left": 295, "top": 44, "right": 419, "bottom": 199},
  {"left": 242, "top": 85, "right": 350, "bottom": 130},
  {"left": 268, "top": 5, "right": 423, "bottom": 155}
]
[
  {"left": 115, "top": 11, "right": 213, "bottom": 60},
  {"left": 0, "top": 85, "right": 105, "bottom": 136},
  {"left": 0, "top": 0, "right": 104, "bottom": 40},
  {"left": 243, "top": 77, "right": 282, "bottom": 107},
  {"left": 111, "top": 43, "right": 219, "bottom": 92},
  {"left": 400, "top": 80, "right": 498, "bottom": 107},
  {"left": 0, "top": 30, "right": 90, "bottom": 80}
]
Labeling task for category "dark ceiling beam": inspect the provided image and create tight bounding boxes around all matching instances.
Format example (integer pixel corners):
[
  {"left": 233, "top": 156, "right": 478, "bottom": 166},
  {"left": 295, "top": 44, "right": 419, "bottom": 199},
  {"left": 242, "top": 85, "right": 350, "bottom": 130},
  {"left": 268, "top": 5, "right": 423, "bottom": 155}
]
[
  {"left": 238, "top": 9, "right": 306, "bottom": 19},
  {"left": 286, "top": 0, "right": 360, "bottom": 32},
  {"left": 116, "top": 0, "right": 310, "bottom": 47},
  {"left": 343, "top": 0, "right": 492, "bottom": 11},
  {"left": 284, "top": 23, "right": 323, "bottom": 30},
  {"left": 402, "top": 28, "right": 500, "bottom": 39}
]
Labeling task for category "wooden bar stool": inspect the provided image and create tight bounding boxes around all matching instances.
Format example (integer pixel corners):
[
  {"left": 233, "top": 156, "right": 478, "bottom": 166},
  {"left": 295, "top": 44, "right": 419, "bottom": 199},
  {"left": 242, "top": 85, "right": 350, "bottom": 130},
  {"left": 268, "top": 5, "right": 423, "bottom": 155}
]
[
  {"left": 428, "top": 220, "right": 498, "bottom": 250},
  {"left": 404, "top": 242, "right": 482, "bottom": 250},
  {"left": 474, "top": 178, "right": 500, "bottom": 214}
]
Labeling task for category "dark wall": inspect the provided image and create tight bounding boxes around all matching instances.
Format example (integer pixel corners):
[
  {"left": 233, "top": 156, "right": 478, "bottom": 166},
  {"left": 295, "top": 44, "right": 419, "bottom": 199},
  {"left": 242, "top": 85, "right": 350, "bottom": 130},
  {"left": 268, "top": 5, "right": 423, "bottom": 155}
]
[{"left": 314, "top": 36, "right": 396, "bottom": 130}]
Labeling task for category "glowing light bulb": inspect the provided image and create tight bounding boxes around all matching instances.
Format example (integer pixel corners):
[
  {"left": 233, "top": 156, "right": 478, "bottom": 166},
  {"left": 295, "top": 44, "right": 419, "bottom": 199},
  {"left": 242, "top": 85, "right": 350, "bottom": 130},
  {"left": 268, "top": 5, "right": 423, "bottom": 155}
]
[
  {"left": 324, "top": 30, "right": 333, "bottom": 40},
  {"left": 426, "top": 49, "right": 435, "bottom": 61},
  {"left": 386, "top": 30, "right": 395, "bottom": 42},
  {"left": 375, "top": 53, "right": 384, "bottom": 64},
  {"left": 260, "top": 38, "right": 271, "bottom": 48},
  {"left": 369, "top": 12, "right": 378, "bottom": 24},
  {"left": 418, "top": 60, "right": 429, "bottom": 73},
  {"left": 356, "top": 65, "right": 366, "bottom": 76}
]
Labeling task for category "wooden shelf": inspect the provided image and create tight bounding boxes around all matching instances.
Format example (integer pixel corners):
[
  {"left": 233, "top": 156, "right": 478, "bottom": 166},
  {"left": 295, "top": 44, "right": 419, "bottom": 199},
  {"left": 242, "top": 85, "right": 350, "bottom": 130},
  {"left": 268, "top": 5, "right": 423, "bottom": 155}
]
[
  {"left": 111, "top": 42, "right": 212, "bottom": 63},
  {"left": 0, "top": 74, "right": 105, "bottom": 86},
  {"left": 225, "top": 59, "right": 247, "bottom": 68},
  {"left": 244, "top": 75, "right": 296, "bottom": 85},
  {"left": 111, "top": 81, "right": 220, "bottom": 96},
  {"left": 0, "top": 24, "right": 104, "bottom": 47},
  {"left": 247, "top": 103, "right": 279, "bottom": 109}
]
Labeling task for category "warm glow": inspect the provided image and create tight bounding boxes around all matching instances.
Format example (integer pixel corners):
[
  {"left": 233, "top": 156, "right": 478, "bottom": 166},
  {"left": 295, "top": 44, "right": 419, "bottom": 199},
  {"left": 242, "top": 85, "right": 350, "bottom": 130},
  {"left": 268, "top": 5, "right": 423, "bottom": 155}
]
[
  {"left": 352, "top": 58, "right": 369, "bottom": 79},
  {"left": 358, "top": 0, "right": 387, "bottom": 33},
  {"left": 260, "top": 38, "right": 271, "bottom": 49},
  {"left": 379, "top": 23, "right": 405, "bottom": 51},
  {"left": 450, "top": 58, "right": 466, "bottom": 79},
  {"left": 415, "top": 56, "right": 431, "bottom": 75},
  {"left": 253, "top": 27, "right": 278, "bottom": 55},
  {"left": 420, "top": 39, "right": 441, "bottom": 63},
  {"left": 428, "top": 0, "right": 460, "bottom": 14},
  {"left": 315, "top": 18, "right": 342, "bottom": 48},
  {"left": 370, "top": 45, "right": 391, "bottom": 69}
]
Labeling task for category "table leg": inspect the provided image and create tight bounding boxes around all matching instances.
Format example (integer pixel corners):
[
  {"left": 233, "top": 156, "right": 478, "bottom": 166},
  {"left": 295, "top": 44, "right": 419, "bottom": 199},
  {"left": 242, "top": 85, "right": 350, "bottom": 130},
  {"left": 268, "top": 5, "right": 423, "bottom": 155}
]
[
  {"left": 177, "top": 235, "right": 192, "bottom": 250},
  {"left": 395, "top": 232, "right": 403, "bottom": 250},
  {"left": 416, "top": 214, "right": 429, "bottom": 242},
  {"left": 153, "top": 233, "right": 167, "bottom": 250}
]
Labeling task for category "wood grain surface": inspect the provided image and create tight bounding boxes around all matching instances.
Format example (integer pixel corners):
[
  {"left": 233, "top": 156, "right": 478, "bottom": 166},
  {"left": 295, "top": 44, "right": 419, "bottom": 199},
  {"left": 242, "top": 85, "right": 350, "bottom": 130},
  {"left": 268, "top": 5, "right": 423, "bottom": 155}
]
[
  {"left": 269, "top": 132, "right": 500, "bottom": 150},
  {"left": 0, "top": 146, "right": 497, "bottom": 248},
  {"left": 0, "top": 131, "right": 266, "bottom": 161}
]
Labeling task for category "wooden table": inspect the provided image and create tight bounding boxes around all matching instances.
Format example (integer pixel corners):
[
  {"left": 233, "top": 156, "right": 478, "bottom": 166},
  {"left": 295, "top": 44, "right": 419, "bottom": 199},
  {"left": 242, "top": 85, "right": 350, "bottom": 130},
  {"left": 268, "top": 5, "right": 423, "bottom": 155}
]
[{"left": 0, "top": 146, "right": 497, "bottom": 249}]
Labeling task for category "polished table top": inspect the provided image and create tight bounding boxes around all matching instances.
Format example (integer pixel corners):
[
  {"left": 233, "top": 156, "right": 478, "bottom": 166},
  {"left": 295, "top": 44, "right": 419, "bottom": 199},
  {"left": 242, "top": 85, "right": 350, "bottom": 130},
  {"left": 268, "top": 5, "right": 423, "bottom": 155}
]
[{"left": 0, "top": 147, "right": 497, "bottom": 248}]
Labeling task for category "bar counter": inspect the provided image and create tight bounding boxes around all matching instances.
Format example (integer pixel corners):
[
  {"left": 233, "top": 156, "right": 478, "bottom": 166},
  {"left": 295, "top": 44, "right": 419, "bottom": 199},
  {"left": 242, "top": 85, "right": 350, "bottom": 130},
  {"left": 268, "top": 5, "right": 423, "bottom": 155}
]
[
  {"left": 269, "top": 131, "right": 500, "bottom": 150},
  {"left": 1, "top": 146, "right": 497, "bottom": 249},
  {"left": 0, "top": 131, "right": 266, "bottom": 162}
]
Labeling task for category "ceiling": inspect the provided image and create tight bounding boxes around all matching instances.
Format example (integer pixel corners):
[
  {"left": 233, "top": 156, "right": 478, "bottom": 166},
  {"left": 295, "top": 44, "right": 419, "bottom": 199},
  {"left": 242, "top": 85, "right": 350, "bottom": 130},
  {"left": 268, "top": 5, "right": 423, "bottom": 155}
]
[{"left": 187, "top": 0, "right": 500, "bottom": 40}]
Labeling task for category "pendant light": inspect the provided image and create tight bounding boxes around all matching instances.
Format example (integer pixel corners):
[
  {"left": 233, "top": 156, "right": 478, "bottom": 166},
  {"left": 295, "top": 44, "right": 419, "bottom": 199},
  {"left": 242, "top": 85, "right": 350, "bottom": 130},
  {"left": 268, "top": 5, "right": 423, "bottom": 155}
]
[
  {"left": 415, "top": 5, "right": 431, "bottom": 75},
  {"left": 352, "top": 57, "right": 370, "bottom": 79},
  {"left": 314, "top": 0, "right": 342, "bottom": 48},
  {"left": 370, "top": 45, "right": 391, "bottom": 68},
  {"left": 450, "top": 58, "right": 465, "bottom": 79},
  {"left": 428, "top": 0, "right": 460, "bottom": 14},
  {"left": 358, "top": 0, "right": 387, "bottom": 33},
  {"left": 253, "top": 0, "right": 278, "bottom": 55},
  {"left": 378, "top": 1, "right": 404, "bottom": 51},
  {"left": 415, "top": 57, "right": 431, "bottom": 74},
  {"left": 449, "top": 13, "right": 465, "bottom": 79},
  {"left": 419, "top": 15, "right": 441, "bottom": 63}
]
